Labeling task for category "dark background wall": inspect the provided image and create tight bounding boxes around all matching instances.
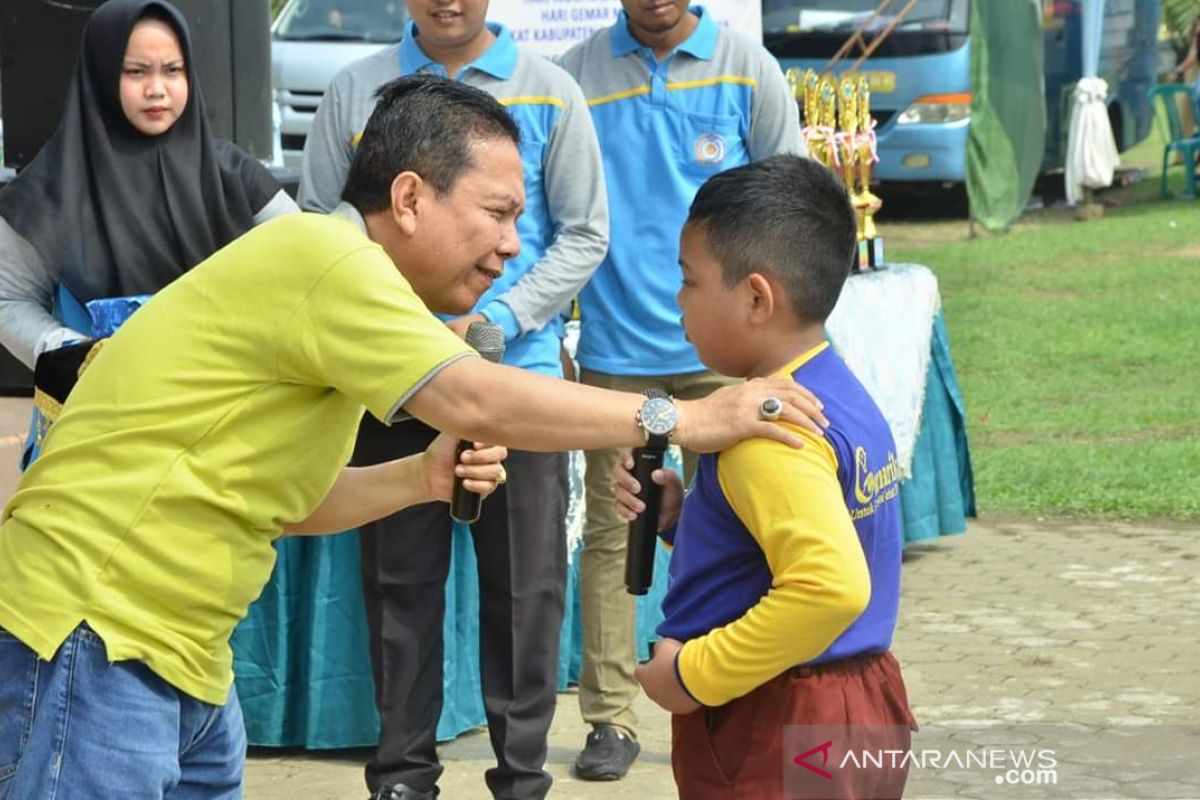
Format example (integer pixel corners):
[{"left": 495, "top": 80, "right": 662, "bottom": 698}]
[
  {"left": 0, "top": 0, "right": 273, "bottom": 170},
  {"left": 0, "top": 0, "right": 273, "bottom": 392}
]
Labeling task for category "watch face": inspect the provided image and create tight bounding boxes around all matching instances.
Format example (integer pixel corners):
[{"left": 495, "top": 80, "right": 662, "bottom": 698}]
[{"left": 641, "top": 397, "right": 677, "bottom": 437}]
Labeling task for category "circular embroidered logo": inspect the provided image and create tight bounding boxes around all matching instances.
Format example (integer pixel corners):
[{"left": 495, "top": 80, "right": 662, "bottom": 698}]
[{"left": 694, "top": 132, "right": 726, "bottom": 166}]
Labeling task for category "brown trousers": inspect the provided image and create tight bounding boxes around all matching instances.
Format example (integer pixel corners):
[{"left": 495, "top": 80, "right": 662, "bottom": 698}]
[{"left": 672, "top": 652, "right": 917, "bottom": 800}]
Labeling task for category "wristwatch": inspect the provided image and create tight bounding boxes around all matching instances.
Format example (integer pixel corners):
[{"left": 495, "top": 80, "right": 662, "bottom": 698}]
[{"left": 636, "top": 389, "right": 677, "bottom": 449}]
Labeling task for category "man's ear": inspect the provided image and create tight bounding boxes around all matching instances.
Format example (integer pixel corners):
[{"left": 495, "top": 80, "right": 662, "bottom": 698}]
[
  {"left": 389, "top": 171, "right": 423, "bottom": 237},
  {"left": 745, "top": 273, "right": 776, "bottom": 324}
]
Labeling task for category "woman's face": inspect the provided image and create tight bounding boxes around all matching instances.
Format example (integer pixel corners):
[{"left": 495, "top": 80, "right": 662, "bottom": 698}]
[{"left": 119, "top": 17, "right": 188, "bottom": 136}]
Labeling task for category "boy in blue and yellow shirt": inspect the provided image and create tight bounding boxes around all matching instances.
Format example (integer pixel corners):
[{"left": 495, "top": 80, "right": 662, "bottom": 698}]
[{"left": 616, "top": 155, "right": 917, "bottom": 799}]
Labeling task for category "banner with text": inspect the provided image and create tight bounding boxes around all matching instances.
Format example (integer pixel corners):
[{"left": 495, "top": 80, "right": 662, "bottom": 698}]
[{"left": 487, "top": 1, "right": 762, "bottom": 57}]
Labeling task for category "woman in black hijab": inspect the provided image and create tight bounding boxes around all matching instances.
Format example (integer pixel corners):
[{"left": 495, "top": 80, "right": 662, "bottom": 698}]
[{"left": 0, "top": 0, "right": 297, "bottom": 368}]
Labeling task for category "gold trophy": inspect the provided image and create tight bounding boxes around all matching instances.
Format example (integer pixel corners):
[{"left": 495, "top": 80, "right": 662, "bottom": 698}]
[
  {"left": 835, "top": 77, "right": 873, "bottom": 273},
  {"left": 786, "top": 67, "right": 802, "bottom": 104},
  {"left": 798, "top": 72, "right": 821, "bottom": 165},
  {"left": 803, "top": 69, "right": 820, "bottom": 133},
  {"left": 812, "top": 77, "right": 839, "bottom": 170},
  {"left": 803, "top": 73, "right": 884, "bottom": 270},
  {"left": 853, "top": 76, "right": 884, "bottom": 269},
  {"left": 836, "top": 77, "right": 865, "bottom": 270},
  {"left": 799, "top": 73, "right": 823, "bottom": 167}
]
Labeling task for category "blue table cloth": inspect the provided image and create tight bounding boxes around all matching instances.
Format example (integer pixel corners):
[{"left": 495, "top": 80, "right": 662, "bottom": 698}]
[{"left": 233, "top": 281, "right": 974, "bottom": 748}]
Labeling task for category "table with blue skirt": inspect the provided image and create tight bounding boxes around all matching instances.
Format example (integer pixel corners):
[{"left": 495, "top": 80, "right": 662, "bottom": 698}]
[{"left": 232, "top": 263, "right": 975, "bottom": 748}]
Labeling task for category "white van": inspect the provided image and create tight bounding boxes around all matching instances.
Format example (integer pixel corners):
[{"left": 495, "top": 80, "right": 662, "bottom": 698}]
[{"left": 272, "top": 0, "right": 410, "bottom": 168}]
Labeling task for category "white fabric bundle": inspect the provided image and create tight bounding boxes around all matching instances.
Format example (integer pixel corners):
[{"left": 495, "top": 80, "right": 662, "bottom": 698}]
[
  {"left": 825, "top": 264, "right": 941, "bottom": 477},
  {"left": 1065, "top": 76, "right": 1120, "bottom": 205}
]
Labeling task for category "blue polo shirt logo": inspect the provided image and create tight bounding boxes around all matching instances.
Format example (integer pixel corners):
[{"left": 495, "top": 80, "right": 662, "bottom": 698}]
[{"left": 694, "top": 132, "right": 726, "bottom": 165}]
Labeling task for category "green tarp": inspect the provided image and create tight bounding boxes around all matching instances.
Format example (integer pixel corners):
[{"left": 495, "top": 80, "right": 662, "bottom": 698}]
[{"left": 967, "top": 0, "right": 1047, "bottom": 232}]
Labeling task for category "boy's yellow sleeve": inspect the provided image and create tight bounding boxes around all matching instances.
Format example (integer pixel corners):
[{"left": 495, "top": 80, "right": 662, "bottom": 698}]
[{"left": 675, "top": 425, "right": 872, "bottom": 707}]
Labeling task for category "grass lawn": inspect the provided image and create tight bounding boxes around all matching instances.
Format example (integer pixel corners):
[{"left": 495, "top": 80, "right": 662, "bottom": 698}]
[{"left": 883, "top": 123, "right": 1200, "bottom": 521}]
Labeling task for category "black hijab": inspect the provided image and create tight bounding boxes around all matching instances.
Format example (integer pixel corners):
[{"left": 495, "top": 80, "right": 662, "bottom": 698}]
[{"left": 0, "top": 0, "right": 278, "bottom": 304}]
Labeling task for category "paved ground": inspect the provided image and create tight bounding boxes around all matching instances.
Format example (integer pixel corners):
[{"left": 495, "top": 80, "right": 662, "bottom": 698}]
[{"left": 243, "top": 516, "right": 1200, "bottom": 799}]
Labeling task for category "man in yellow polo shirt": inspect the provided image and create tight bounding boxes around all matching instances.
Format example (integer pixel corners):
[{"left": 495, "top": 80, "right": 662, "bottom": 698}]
[{"left": 0, "top": 76, "right": 824, "bottom": 798}]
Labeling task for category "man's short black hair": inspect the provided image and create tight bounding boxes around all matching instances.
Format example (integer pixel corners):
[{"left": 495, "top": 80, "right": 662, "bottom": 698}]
[
  {"left": 341, "top": 74, "right": 521, "bottom": 214},
  {"left": 686, "top": 155, "right": 857, "bottom": 325}
]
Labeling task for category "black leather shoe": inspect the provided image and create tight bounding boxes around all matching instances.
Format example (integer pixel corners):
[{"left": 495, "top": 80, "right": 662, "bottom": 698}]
[
  {"left": 573, "top": 725, "right": 640, "bottom": 781},
  {"left": 371, "top": 783, "right": 436, "bottom": 800}
]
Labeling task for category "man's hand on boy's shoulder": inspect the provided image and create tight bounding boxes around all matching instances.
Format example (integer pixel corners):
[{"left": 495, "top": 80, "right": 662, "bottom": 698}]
[{"left": 635, "top": 638, "right": 701, "bottom": 715}]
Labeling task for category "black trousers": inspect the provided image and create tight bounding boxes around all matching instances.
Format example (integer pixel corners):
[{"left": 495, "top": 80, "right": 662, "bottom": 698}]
[{"left": 354, "top": 415, "right": 568, "bottom": 799}]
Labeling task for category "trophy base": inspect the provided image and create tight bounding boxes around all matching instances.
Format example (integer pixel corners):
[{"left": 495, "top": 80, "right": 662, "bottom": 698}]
[{"left": 855, "top": 238, "right": 885, "bottom": 271}]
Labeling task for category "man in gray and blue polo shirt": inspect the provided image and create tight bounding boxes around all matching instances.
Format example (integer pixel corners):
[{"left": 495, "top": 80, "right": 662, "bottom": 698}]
[
  {"left": 558, "top": 0, "right": 804, "bottom": 782},
  {"left": 300, "top": 2, "right": 607, "bottom": 798}
]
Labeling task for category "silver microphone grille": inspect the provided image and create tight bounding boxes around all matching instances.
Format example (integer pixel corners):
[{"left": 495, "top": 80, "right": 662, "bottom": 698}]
[{"left": 464, "top": 321, "right": 505, "bottom": 363}]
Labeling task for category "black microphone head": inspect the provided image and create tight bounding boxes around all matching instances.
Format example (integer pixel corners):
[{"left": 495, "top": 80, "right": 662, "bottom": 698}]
[{"left": 465, "top": 321, "right": 505, "bottom": 364}]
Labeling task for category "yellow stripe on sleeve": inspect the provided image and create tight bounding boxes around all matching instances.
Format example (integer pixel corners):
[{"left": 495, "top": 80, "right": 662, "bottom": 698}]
[
  {"left": 587, "top": 85, "right": 652, "bottom": 107},
  {"left": 666, "top": 75, "right": 757, "bottom": 92},
  {"left": 499, "top": 96, "right": 566, "bottom": 109}
]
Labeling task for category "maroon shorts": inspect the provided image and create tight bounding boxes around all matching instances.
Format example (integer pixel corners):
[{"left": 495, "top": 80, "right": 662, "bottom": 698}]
[{"left": 671, "top": 651, "right": 916, "bottom": 800}]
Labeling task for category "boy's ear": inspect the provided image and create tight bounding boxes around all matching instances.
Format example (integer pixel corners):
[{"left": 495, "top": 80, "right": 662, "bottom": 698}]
[
  {"left": 389, "top": 171, "right": 423, "bottom": 237},
  {"left": 745, "top": 273, "right": 776, "bottom": 324}
]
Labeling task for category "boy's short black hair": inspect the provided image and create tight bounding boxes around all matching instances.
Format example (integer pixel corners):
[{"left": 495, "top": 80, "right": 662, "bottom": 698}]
[
  {"left": 341, "top": 74, "right": 521, "bottom": 215},
  {"left": 686, "top": 155, "right": 857, "bottom": 325}
]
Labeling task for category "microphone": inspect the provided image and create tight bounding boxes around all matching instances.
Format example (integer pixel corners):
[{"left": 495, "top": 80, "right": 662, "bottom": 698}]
[
  {"left": 624, "top": 440, "right": 668, "bottom": 596},
  {"left": 450, "top": 321, "right": 505, "bottom": 524}
]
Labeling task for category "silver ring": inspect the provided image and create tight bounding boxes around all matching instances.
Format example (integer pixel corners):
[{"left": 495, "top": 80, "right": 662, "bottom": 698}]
[{"left": 758, "top": 396, "right": 783, "bottom": 422}]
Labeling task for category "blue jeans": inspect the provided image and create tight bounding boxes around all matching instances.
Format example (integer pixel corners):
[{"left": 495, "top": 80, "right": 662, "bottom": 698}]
[{"left": 0, "top": 624, "right": 245, "bottom": 799}]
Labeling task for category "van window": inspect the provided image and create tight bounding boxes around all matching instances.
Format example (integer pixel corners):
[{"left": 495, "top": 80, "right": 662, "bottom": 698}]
[
  {"left": 275, "top": 0, "right": 409, "bottom": 42},
  {"left": 763, "top": 0, "right": 969, "bottom": 37},
  {"left": 763, "top": 0, "right": 969, "bottom": 59}
]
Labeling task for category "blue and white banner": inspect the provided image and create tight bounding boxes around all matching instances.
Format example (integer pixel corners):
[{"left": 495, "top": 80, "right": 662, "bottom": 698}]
[{"left": 487, "top": 1, "right": 762, "bottom": 57}]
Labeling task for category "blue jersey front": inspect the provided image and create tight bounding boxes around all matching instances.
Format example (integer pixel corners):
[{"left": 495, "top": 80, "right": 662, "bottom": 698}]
[{"left": 660, "top": 345, "right": 903, "bottom": 690}]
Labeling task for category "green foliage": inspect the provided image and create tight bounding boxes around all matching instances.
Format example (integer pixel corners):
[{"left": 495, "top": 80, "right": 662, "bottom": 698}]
[{"left": 1162, "top": 0, "right": 1199, "bottom": 39}]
